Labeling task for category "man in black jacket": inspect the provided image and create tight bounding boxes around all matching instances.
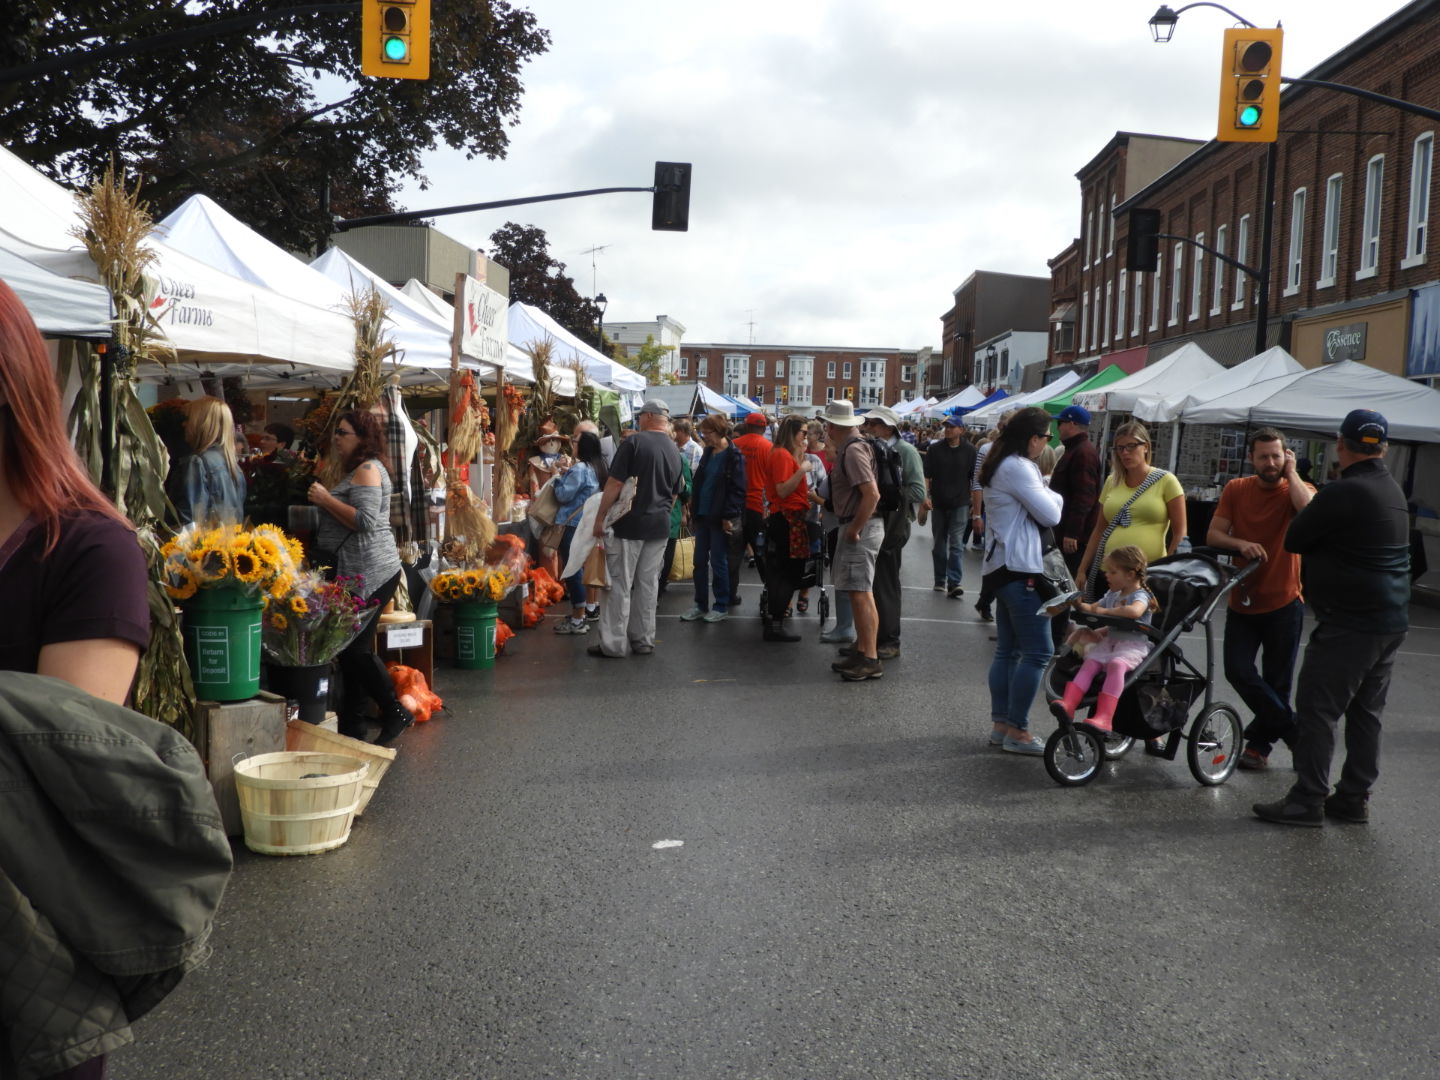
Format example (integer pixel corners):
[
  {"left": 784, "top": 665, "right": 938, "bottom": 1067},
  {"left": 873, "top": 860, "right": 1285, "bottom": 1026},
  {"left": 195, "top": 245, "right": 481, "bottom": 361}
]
[
  {"left": 1254, "top": 410, "right": 1410, "bottom": 827},
  {"left": 922, "top": 416, "right": 978, "bottom": 597}
]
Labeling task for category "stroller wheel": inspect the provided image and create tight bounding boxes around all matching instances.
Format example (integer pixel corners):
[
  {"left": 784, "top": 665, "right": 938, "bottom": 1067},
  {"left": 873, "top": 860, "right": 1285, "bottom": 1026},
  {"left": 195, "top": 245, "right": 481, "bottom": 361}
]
[
  {"left": 1187, "top": 702, "right": 1243, "bottom": 786},
  {"left": 1044, "top": 726, "right": 1103, "bottom": 786},
  {"left": 1101, "top": 733, "right": 1135, "bottom": 760}
]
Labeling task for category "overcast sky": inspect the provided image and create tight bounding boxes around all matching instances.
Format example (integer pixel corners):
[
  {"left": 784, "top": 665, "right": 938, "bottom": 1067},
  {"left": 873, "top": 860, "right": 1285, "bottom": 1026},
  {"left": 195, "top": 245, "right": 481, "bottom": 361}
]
[{"left": 399, "top": 0, "right": 1415, "bottom": 349}]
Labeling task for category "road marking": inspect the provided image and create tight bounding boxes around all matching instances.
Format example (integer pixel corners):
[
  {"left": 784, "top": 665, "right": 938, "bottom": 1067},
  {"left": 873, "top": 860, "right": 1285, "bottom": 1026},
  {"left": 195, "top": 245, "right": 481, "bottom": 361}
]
[{"left": 652, "top": 839, "right": 684, "bottom": 850}]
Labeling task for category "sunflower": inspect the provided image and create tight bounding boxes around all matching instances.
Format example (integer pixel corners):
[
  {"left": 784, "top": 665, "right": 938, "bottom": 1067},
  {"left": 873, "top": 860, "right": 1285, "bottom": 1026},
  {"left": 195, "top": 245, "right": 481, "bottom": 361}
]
[
  {"left": 251, "top": 534, "right": 282, "bottom": 571},
  {"left": 269, "top": 572, "right": 295, "bottom": 600},
  {"left": 290, "top": 595, "right": 310, "bottom": 615},
  {"left": 195, "top": 545, "right": 231, "bottom": 582},
  {"left": 232, "top": 549, "right": 264, "bottom": 582},
  {"left": 270, "top": 612, "right": 289, "bottom": 631},
  {"left": 462, "top": 583, "right": 476, "bottom": 596},
  {"left": 164, "top": 565, "right": 200, "bottom": 601}
]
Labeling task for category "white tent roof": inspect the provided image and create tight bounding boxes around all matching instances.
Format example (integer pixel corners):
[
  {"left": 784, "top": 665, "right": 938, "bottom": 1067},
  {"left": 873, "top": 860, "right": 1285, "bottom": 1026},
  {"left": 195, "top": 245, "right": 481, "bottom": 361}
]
[
  {"left": 925, "top": 385, "right": 985, "bottom": 418},
  {"left": 1181, "top": 359, "right": 1440, "bottom": 443},
  {"left": 1133, "top": 346, "right": 1305, "bottom": 423},
  {"left": 966, "top": 370, "right": 1083, "bottom": 427},
  {"left": 1072, "top": 342, "right": 1224, "bottom": 414},
  {"left": 890, "top": 396, "right": 935, "bottom": 416},
  {"left": 507, "top": 301, "right": 645, "bottom": 392},
  {"left": 0, "top": 246, "right": 111, "bottom": 337},
  {"left": 0, "top": 146, "right": 354, "bottom": 369}
]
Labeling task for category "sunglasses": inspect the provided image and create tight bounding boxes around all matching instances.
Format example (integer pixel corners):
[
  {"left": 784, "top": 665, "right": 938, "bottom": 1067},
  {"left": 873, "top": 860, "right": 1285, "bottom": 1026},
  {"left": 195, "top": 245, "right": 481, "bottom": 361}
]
[{"left": 1114, "top": 442, "right": 1146, "bottom": 452}]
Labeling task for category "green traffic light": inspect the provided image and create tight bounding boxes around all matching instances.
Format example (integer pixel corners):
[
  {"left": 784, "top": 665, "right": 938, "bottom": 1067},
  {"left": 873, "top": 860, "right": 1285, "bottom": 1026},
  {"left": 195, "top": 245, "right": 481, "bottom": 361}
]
[
  {"left": 1238, "top": 104, "right": 1262, "bottom": 127},
  {"left": 383, "top": 35, "right": 408, "bottom": 62}
]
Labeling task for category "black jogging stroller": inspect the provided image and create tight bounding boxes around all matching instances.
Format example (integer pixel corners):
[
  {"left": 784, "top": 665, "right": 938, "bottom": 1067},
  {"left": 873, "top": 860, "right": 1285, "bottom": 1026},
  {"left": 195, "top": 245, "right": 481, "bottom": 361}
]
[
  {"left": 1040, "top": 548, "right": 1260, "bottom": 787},
  {"left": 758, "top": 521, "right": 829, "bottom": 625}
]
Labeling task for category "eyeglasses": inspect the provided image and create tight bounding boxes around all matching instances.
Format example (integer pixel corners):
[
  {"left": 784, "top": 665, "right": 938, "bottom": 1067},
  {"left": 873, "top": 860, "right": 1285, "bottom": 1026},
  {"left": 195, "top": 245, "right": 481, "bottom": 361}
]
[
  {"left": 334, "top": 428, "right": 357, "bottom": 438},
  {"left": 1114, "top": 442, "right": 1146, "bottom": 452}
]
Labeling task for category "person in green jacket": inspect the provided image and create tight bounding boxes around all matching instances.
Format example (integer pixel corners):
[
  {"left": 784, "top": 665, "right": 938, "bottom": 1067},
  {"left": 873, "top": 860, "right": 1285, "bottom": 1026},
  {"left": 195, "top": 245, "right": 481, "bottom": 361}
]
[{"left": 659, "top": 452, "right": 694, "bottom": 592}]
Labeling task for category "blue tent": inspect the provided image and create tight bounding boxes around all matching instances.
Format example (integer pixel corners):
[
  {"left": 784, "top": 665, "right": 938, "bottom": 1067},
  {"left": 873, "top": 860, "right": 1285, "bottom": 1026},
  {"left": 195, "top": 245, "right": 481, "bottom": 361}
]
[{"left": 947, "top": 388, "right": 1008, "bottom": 417}]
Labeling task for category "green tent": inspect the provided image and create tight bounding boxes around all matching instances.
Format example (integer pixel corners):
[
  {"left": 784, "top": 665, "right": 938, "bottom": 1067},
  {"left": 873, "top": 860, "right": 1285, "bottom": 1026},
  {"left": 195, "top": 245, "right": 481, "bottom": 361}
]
[{"left": 1041, "top": 363, "right": 1129, "bottom": 416}]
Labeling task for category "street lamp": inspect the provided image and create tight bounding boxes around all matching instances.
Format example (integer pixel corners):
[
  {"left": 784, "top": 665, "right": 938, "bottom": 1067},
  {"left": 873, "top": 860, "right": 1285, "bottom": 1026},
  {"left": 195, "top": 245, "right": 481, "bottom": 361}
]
[
  {"left": 984, "top": 344, "right": 997, "bottom": 390},
  {"left": 1148, "top": 3, "right": 1255, "bottom": 43},
  {"left": 595, "top": 292, "right": 608, "bottom": 354}
]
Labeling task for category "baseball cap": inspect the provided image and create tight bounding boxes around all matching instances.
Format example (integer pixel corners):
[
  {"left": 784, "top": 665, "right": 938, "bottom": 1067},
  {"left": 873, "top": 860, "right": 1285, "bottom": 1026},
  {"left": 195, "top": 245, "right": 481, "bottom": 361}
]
[
  {"left": 942, "top": 415, "right": 964, "bottom": 427},
  {"left": 1057, "top": 404, "right": 1091, "bottom": 426},
  {"left": 635, "top": 399, "right": 671, "bottom": 417},
  {"left": 744, "top": 411, "right": 768, "bottom": 426},
  {"left": 1339, "top": 408, "right": 1387, "bottom": 445}
]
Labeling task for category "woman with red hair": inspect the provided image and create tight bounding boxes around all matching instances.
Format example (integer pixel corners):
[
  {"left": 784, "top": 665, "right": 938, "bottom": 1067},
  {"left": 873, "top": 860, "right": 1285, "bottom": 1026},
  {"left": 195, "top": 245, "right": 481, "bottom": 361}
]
[{"left": 0, "top": 279, "right": 150, "bottom": 705}]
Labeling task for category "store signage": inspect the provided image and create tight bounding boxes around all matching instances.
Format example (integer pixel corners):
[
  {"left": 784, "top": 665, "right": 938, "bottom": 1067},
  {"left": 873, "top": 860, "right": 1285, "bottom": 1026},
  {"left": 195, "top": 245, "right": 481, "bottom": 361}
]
[
  {"left": 387, "top": 625, "right": 425, "bottom": 650},
  {"left": 1323, "top": 321, "right": 1367, "bottom": 363},
  {"left": 460, "top": 274, "right": 509, "bottom": 367}
]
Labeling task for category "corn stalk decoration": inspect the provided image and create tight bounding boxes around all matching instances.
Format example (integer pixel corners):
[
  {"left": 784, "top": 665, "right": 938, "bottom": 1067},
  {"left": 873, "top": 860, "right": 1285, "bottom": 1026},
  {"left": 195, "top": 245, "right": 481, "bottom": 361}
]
[
  {"left": 317, "top": 285, "right": 397, "bottom": 486},
  {"left": 67, "top": 165, "right": 195, "bottom": 737}
]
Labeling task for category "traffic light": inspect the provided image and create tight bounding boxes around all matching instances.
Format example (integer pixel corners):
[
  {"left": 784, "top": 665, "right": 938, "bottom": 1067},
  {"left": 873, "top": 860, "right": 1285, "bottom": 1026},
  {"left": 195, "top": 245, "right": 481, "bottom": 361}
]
[
  {"left": 1126, "top": 208, "right": 1163, "bottom": 273},
  {"left": 361, "top": 0, "right": 431, "bottom": 80},
  {"left": 780, "top": 385, "right": 790, "bottom": 403},
  {"left": 844, "top": 386, "right": 854, "bottom": 401},
  {"left": 652, "top": 162, "right": 691, "bottom": 232},
  {"left": 1218, "top": 27, "right": 1282, "bottom": 142}
]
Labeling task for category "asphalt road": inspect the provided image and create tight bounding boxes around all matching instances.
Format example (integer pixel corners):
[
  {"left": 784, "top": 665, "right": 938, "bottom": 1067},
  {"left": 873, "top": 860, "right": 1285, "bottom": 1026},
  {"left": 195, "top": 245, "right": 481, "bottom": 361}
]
[{"left": 111, "top": 533, "right": 1440, "bottom": 1080}]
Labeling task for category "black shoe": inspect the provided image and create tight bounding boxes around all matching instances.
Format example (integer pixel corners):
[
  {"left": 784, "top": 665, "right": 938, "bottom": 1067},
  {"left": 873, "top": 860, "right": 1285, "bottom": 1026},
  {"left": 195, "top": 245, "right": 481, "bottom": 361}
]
[
  {"left": 947, "top": 585, "right": 965, "bottom": 598},
  {"left": 375, "top": 703, "right": 414, "bottom": 745},
  {"left": 337, "top": 716, "right": 368, "bottom": 740},
  {"left": 1324, "top": 794, "right": 1369, "bottom": 823},
  {"left": 729, "top": 595, "right": 743, "bottom": 607},
  {"left": 1253, "top": 799, "right": 1324, "bottom": 827},
  {"left": 975, "top": 603, "right": 993, "bottom": 622},
  {"left": 764, "top": 621, "right": 801, "bottom": 642},
  {"left": 876, "top": 643, "right": 900, "bottom": 660},
  {"left": 587, "top": 644, "right": 623, "bottom": 659},
  {"left": 836, "top": 654, "right": 883, "bottom": 681}
]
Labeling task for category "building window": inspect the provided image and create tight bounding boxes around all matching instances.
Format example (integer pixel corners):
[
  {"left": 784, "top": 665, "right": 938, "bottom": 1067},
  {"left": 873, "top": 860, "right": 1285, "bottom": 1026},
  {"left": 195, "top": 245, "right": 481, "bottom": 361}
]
[
  {"left": 1080, "top": 292, "right": 1090, "bottom": 352},
  {"left": 1107, "top": 193, "right": 1117, "bottom": 256},
  {"left": 1086, "top": 208, "right": 1095, "bottom": 266},
  {"left": 1091, "top": 287, "right": 1100, "bottom": 350},
  {"left": 1358, "top": 155, "right": 1384, "bottom": 279},
  {"left": 789, "top": 356, "right": 813, "bottom": 406},
  {"left": 1285, "top": 189, "right": 1306, "bottom": 295},
  {"left": 1211, "top": 224, "right": 1227, "bottom": 313},
  {"left": 1319, "top": 174, "right": 1342, "bottom": 287},
  {"left": 775, "top": 358, "right": 784, "bottom": 378},
  {"left": 1132, "top": 271, "right": 1143, "bottom": 337},
  {"left": 755, "top": 357, "right": 765, "bottom": 377},
  {"left": 1404, "top": 133, "right": 1433, "bottom": 267},
  {"left": 842, "top": 361, "right": 853, "bottom": 379},
  {"left": 1233, "top": 214, "right": 1250, "bottom": 310},
  {"left": 1189, "top": 233, "right": 1204, "bottom": 319},
  {"left": 827, "top": 360, "right": 836, "bottom": 379},
  {"left": 697, "top": 357, "right": 708, "bottom": 377},
  {"left": 723, "top": 355, "right": 748, "bottom": 397},
  {"left": 826, "top": 386, "right": 836, "bottom": 403},
  {"left": 1115, "top": 270, "right": 1127, "bottom": 341},
  {"left": 1103, "top": 280, "right": 1113, "bottom": 345},
  {"left": 1055, "top": 320, "right": 1074, "bottom": 354},
  {"left": 859, "top": 359, "right": 886, "bottom": 405},
  {"left": 1150, "top": 251, "right": 1162, "bottom": 330},
  {"left": 678, "top": 356, "right": 689, "bottom": 376},
  {"left": 901, "top": 364, "right": 913, "bottom": 382},
  {"left": 1169, "top": 242, "right": 1183, "bottom": 326}
]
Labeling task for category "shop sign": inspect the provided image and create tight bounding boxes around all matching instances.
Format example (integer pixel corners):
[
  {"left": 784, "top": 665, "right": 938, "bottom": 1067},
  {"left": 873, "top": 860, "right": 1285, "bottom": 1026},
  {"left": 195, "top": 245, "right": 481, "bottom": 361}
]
[
  {"left": 460, "top": 274, "right": 508, "bottom": 367},
  {"left": 1322, "top": 321, "right": 1367, "bottom": 363}
]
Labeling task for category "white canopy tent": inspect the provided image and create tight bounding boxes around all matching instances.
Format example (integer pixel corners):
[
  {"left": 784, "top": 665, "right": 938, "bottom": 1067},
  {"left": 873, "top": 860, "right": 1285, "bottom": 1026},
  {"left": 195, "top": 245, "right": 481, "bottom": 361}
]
[
  {"left": 1181, "top": 359, "right": 1440, "bottom": 443},
  {"left": 1132, "top": 346, "right": 1305, "bottom": 424},
  {"left": 965, "top": 370, "right": 1083, "bottom": 428},
  {"left": 0, "top": 145, "right": 355, "bottom": 371},
  {"left": 890, "top": 396, "right": 936, "bottom": 416},
  {"left": 507, "top": 301, "right": 645, "bottom": 394},
  {"left": 1071, "top": 342, "right": 1224, "bottom": 414},
  {"left": 925, "top": 385, "right": 985, "bottom": 418},
  {"left": 0, "top": 245, "right": 111, "bottom": 337}
]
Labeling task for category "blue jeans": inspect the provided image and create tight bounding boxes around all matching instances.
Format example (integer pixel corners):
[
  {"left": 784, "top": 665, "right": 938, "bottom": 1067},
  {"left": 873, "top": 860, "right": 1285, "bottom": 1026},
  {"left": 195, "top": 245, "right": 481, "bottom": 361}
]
[
  {"left": 988, "top": 576, "right": 1055, "bottom": 732},
  {"left": 1223, "top": 599, "right": 1304, "bottom": 755},
  {"left": 930, "top": 505, "right": 966, "bottom": 588},
  {"left": 556, "top": 525, "right": 586, "bottom": 608},
  {"left": 692, "top": 516, "right": 730, "bottom": 613}
]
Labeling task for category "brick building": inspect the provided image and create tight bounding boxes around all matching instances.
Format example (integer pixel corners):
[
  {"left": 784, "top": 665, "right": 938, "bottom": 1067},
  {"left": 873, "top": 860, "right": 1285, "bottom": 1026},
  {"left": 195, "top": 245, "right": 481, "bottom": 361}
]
[
  {"left": 1070, "top": 0, "right": 1440, "bottom": 383},
  {"left": 937, "top": 271, "right": 1050, "bottom": 394},
  {"left": 676, "top": 343, "right": 935, "bottom": 414}
]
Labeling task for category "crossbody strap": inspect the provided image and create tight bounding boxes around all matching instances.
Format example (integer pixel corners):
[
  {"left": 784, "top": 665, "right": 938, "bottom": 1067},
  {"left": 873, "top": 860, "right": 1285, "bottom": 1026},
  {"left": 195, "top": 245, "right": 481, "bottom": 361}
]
[{"left": 1085, "top": 468, "right": 1165, "bottom": 597}]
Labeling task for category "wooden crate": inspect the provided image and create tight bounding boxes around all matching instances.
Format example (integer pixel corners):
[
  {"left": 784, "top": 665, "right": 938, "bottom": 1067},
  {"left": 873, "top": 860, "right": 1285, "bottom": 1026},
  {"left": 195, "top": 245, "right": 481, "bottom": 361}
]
[
  {"left": 375, "top": 617, "right": 434, "bottom": 690},
  {"left": 196, "top": 691, "right": 288, "bottom": 837}
]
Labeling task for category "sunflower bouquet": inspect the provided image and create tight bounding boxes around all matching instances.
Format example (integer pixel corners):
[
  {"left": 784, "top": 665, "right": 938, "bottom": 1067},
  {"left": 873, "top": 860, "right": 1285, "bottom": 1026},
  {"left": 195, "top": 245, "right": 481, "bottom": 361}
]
[
  {"left": 262, "top": 572, "right": 373, "bottom": 666},
  {"left": 161, "top": 522, "right": 303, "bottom": 602},
  {"left": 430, "top": 539, "right": 527, "bottom": 604}
]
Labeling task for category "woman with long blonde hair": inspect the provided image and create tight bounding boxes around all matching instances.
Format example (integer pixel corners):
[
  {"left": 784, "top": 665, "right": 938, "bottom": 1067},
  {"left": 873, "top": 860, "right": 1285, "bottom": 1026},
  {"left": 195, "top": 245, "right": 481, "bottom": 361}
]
[{"left": 172, "top": 395, "right": 245, "bottom": 525}]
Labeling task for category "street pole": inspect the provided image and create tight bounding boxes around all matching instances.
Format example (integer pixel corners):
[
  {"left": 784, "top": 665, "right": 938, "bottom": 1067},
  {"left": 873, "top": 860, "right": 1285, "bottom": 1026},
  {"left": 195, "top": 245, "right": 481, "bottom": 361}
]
[{"left": 1254, "top": 141, "right": 1277, "bottom": 355}]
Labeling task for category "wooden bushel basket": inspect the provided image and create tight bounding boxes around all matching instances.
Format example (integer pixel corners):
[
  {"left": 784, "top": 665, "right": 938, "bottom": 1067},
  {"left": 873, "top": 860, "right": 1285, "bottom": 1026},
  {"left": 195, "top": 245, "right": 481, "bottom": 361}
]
[
  {"left": 233, "top": 751, "right": 368, "bottom": 856},
  {"left": 285, "top": 719, "right": 396, "bottom": 816}
]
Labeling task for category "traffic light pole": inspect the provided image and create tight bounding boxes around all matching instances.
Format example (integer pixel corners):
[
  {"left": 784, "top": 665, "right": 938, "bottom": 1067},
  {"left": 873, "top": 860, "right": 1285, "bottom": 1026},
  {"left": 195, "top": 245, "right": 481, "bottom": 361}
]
[{"left": 334, "top": 186, "right": 658, "bottom": 231}]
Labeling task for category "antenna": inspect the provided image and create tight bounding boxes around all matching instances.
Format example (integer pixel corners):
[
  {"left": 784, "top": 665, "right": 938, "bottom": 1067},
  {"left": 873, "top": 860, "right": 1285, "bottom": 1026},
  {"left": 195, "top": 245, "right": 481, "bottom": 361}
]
[
  {"left": 581, "top": 244, "right": 610, "bottom": 297},
  {"left": 746, "top": 310, "right": 757, "bottom": 345}
]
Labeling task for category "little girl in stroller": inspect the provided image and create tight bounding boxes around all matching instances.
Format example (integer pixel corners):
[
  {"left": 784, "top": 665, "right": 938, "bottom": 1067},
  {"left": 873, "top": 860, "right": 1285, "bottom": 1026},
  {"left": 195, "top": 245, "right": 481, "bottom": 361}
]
[{"left": 1051, "top": 545, "right": 1159, "bottom": 732}]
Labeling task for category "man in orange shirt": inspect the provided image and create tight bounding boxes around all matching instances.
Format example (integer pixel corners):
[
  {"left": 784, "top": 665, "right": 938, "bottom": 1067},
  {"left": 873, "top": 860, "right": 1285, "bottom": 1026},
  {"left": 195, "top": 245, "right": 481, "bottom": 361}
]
[
  {"left": 727, "top": 412, "right": 773, "bottom": 607},
  {"left": 1206, "top": 428, "right": 1315, "bottom": 770}
]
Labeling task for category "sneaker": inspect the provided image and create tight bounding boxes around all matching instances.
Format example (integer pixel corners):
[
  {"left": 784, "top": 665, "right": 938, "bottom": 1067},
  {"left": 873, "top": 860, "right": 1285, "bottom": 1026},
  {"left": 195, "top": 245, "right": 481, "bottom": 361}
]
[
  {"left": 933, "top": 583, "right": 946, "bottom": 592},
  {"left": 703, "top": 608, "right": 728, "bottom": 623},
  {"left": 947, "top": 585, "right": 965, "bottom": 598},
  {"left": 584, "top": 606, "right": 600, "bottom": 622},
  {"left": 586, "top": 644, "right": 623, "bottom": 659},
  {"left": 554, "top": 618, "right": 589, "bottom": 635},
  {"left": 680, "top": 606, "right": 706, "bottom": 621},
  {"left": 1002, "top": 734, "right": 1045, "bottom": 755},
  {"left": 630, "top": 643, "right": 655, "bottom": 656},
  {"left": 975, "top": 603, "right": 994, "bottom": 622},
  {"left": 876, "top": 643, "right": 900, "bottom": 660},
  {"left": 1237, "top": 747, "right": 1269, "bottom": 771},
  {"left": 819, "top": 628, "right": 856, "bottom": 644},
  {"left": 836, "top": 654, "right": 883, "bottom": 681},
  {"left": 1323, "top": 793, "right": 1369, "bottom": 824},
  {"left": 1252, "top": 799, "right": 1324, "bottom": 827}
]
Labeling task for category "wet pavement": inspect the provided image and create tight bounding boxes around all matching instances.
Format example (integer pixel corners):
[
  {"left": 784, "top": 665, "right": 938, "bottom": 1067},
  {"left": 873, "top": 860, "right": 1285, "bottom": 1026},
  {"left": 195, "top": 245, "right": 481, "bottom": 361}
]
[{"left": 111, "top": 533, "right": 1440, "bottom": 1079}]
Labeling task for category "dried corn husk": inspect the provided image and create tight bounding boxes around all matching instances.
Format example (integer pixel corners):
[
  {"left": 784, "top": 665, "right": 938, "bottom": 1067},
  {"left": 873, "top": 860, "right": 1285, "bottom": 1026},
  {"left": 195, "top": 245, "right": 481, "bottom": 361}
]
[{"left": 445, "top": 469, "right": 497, "bottom": 563}]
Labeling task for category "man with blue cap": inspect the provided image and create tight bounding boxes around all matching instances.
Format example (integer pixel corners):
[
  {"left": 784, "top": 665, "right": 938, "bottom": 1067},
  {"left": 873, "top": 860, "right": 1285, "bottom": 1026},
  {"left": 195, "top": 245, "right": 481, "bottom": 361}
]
[
  {"left": 1048, "top": 404, "right": 1102, "bottom": 645},
  {"left": 1254, "top": 409, "right": 1410, "bottom": 826}
]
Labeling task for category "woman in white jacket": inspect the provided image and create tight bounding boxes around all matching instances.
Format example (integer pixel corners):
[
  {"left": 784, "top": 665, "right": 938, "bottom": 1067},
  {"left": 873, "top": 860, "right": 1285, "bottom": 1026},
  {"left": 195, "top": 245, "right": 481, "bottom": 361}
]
[{"left": 977, "top": 407, "right": 1064, "bottom": 755}]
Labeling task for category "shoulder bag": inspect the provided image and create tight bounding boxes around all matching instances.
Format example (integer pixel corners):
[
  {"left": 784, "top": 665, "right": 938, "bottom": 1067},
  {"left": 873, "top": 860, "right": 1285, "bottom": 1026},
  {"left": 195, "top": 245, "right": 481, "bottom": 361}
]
[{"left": 526, "top": 476, "right": 560, "bottom": 529}]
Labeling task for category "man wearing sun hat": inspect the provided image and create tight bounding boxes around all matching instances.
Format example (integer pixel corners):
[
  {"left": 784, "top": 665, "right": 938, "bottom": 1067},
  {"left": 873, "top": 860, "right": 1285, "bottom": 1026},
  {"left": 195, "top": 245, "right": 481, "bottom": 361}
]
[
  {"left": 823, "top": 399, "right": 883, "bottom": 680},
  {"left": 1253, "top": 409, "right": 1410, "bottom": 827}
]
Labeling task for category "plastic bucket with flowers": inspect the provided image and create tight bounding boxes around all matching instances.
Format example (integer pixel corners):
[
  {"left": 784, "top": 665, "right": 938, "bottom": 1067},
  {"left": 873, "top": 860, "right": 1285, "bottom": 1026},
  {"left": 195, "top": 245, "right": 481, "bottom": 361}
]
[
  {"left": 261, "top": 572, "right": 374, "bottom": 721},
  {"left": 163, "top": 522, "right": 303, "bottom": 702},
  {"left": 431, "top": 535, "right": 526, "bottom": 670}
]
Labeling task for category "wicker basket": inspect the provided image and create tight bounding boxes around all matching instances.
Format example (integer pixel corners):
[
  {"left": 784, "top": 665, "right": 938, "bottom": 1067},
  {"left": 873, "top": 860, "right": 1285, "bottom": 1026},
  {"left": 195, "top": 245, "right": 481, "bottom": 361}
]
[
  {"left": 233, "top": 751, "right": 368, "bottom": 855},
  {"left": 285, "top": 719, "right": 396, "bottom": 816}
]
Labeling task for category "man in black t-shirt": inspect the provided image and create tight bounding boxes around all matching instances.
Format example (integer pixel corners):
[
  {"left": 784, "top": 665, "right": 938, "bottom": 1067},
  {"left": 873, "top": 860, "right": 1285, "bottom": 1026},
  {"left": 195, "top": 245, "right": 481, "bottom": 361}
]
[
  {"left": 922, "top": 416, "right": 977, "bottom": 598},
  {"left": 589, "top": 400, "right": 684, "bottom": 658}
]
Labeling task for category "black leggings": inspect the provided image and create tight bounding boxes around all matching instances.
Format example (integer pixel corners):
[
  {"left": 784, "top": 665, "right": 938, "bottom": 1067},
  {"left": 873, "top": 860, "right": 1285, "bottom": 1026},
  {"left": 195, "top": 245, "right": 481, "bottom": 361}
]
[
  {"left": 763, "top": 513, "right": 807, "bottom": 620},
  {"left": 338, "top": 571, "right": 405, "bottom": 722}
]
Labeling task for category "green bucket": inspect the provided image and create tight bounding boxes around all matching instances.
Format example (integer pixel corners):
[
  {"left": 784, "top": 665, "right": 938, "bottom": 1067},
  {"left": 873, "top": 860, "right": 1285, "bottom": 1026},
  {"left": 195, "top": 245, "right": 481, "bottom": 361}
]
[
  {"left": 182, "top": 586, "right": 264, "bottom": 701},
  {"left": 455, "top": 600, "right": 499, "bottom": 670}
]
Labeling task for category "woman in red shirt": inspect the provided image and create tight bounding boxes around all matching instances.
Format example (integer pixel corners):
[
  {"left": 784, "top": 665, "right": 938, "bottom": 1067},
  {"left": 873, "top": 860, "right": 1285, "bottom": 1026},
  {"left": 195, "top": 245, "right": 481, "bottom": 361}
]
[{"left": 761, "top": 415, "right": 815, "bottom": 642}]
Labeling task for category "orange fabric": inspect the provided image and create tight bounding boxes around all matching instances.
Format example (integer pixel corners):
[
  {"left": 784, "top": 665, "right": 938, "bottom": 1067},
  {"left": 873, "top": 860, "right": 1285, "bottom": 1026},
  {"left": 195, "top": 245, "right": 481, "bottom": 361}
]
[
  {"left": 1214, "top": 475, "right": 1313, "bottom": 613},
  {"left": 731, "top": 432, "right": 772, "bottom": 511},
  {"left": 764, "top": 446, "right": 810, "bottom": 514}
]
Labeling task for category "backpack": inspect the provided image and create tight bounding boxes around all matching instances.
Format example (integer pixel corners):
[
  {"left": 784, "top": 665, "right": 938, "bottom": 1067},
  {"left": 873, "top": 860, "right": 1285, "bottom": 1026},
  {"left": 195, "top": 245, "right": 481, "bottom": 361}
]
[{"left": 867, "top": 436, "right": 904, "bottom": 515}]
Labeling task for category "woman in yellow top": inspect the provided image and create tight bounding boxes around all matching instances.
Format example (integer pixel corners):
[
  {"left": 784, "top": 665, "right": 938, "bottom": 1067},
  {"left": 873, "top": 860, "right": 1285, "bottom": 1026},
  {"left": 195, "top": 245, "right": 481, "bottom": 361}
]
[{"left": 1077, "top": 420, "right": 1186, "bottom": 596}]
